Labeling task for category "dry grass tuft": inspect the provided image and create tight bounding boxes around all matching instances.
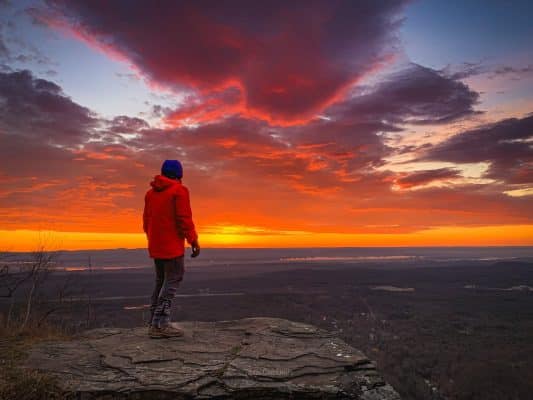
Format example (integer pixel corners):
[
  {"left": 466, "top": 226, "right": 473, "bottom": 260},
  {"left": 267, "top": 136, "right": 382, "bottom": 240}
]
[{"left": 0, "top": 323, "right": 67, "bottom": 400}]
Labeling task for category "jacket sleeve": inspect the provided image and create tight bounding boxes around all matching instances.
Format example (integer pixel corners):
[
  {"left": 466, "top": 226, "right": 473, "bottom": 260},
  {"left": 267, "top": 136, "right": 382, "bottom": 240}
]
[
  {"left": 143, "top": 192, "right": 149, "bottom": 234},
  {"left": 175, "top": 185, "right": 198, "bottom": 244}
]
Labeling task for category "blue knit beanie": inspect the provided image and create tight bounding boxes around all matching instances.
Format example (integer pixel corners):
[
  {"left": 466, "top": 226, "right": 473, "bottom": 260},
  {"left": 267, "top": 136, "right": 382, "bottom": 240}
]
[{"left": 161, "top": 159, "right": 183, "bottom": 179}]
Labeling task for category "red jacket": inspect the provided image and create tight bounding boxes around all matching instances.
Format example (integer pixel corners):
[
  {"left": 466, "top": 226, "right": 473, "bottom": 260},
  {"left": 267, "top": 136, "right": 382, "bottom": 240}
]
[{"left": 143, "top": 175, "right": 198, "bottom": 259}]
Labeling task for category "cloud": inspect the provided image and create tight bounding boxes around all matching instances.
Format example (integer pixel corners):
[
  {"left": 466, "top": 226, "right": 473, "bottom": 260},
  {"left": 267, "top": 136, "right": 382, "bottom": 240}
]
[
  {"left": 491, "top": 64, "right": 533, "bottom": 79},
  {"left": 0, "top": 34, "right": 9, "bottom": 59},
  {"left": 108, "top": 115, "right": 149, "bottom": 134},
  {"left": 164, "top": 87, "right": 243, "bottom": 126},
  {"left": 327, "top": 63, "right": 481, "bottom": 125},
  {"left": 1, "top": 0, "right": 532, "bottom": 242},
  {"left": 394, "top": 167, "right": 461, "bottom": 189},
  {"left": 145, "top": 63, "right": 482, "bottom": 191},
  {"left": 2, "top": 67, "right": 531, "bottom": 236},
  {"left": 0, "top": 69, "right": 96, "bottom": 145},
  {"left": 39, "top": 0, "right": 408, "bottom": 124},
  {"left": 422, "top": 115, "right": 533, "bottom": 184},
  {"left": 440, "top": 61, "right": 487, "bottom": 80},
  {"left": 440, "top": 61, "right": 533, "bottom": 81},
  {"left": 0, "top": 70, "right": 150, "bottom": 231}
]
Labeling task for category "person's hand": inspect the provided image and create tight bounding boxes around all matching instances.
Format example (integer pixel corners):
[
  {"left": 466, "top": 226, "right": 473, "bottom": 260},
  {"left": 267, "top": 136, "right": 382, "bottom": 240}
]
[{"left": 191, "top": 239, "right": 200, "bottom": 258}]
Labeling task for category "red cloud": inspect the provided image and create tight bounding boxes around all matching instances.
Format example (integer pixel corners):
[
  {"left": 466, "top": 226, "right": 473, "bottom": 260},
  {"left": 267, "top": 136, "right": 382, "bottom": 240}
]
[
  {"left": 39, "top": 0, "right": 407, "bottom": 125},
  {"left": 164, "top": 86, "right": 244, "bottom": 126}
]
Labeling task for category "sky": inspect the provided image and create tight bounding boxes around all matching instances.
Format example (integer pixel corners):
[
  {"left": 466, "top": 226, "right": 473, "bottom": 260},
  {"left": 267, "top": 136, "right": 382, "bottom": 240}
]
[{"left": 0, "top": 0, "right": 532, "bottom": 251}]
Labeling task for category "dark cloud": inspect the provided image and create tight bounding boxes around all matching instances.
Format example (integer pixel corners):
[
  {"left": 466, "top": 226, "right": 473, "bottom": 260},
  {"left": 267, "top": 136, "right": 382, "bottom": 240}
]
[
  {"left": 440, "top": 61, "right": 487, "bottom": 80},
  {"left": 327, "top": 63, "right": 481, "bottom": 125},
  {"left": 40, "top": 0, "right": 408, "bottom": 123},
  {"left": 488, "top": 64, "right": 533, "bottom": 81},
  {"left": 394, "top": 168, "right": 461, "bottom": 189},
  {"left": 440, "top": 61, "right": 533, "bottom": 81},
  {"left": 0, "top": 35, "right": 9, "bottom": 59},
  {"left": 423, "top": 115, "right": 533, "bottom": 184},
  {"left": 108, "top": 115, "right": 149, "bottom": 134},
  {"left": 492, "top": 65, "right": 533, "bottom": 76},
  {"left": 0, "top": 69, "right": 96, "bottom": 145}
]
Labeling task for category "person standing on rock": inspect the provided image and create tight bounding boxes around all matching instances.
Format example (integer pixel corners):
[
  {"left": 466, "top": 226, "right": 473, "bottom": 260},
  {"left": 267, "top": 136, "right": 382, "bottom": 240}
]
[{"left": 143, "top": 159, "right": 200, "bottom": 338}]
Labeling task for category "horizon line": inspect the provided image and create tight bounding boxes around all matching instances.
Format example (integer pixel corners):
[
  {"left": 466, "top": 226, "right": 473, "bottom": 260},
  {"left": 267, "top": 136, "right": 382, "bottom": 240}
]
[{"left": 4, "top": 244, "right": 533, "bottom": 254}]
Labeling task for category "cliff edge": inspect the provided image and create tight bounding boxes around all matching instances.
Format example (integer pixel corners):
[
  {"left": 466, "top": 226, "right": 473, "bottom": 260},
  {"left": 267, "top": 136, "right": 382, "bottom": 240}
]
[{"left": 26, "top": 317, "right": 400, "bottom": 399}]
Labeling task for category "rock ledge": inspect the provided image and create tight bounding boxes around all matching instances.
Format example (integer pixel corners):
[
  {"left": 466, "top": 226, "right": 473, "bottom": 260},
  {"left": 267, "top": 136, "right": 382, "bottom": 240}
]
[{"left": 26, "top": 317, "right": 400, "bottom": 399}]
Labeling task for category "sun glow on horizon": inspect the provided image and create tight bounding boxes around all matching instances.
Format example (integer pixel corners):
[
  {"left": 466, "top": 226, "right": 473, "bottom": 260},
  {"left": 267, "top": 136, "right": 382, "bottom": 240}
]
[{"left": 1, "top": 224, "right": 532, "bottom": 252}]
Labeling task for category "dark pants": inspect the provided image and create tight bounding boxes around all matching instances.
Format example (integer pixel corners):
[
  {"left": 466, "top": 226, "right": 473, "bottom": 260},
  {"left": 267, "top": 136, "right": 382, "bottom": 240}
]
[{"left": 150, "top": 256, "right": 185, "bottom": 328}]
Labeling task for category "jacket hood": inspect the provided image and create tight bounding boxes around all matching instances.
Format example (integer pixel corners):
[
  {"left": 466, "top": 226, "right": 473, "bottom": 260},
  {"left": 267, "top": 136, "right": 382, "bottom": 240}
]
[{"left": 150, "top": 174, "right": 179, "bottom": 191}]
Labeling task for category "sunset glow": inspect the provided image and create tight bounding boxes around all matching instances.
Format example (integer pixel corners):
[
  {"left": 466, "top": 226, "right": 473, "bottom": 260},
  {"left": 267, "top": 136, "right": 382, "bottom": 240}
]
[
  {"left": 1, "top": 1, "right": 532, "bottom": 250},
  {"left": 2, "top": 224, "right": 533, "bottom": 252}
]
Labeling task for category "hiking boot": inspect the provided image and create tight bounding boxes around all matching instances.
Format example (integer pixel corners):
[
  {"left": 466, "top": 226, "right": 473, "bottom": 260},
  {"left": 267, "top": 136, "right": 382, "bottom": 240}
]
[
  {"left": 148, "top": 325, "right": 164, "bottom": 338},
  {"left": 149, "top": 324, "right": 184, "bottom": 339}
]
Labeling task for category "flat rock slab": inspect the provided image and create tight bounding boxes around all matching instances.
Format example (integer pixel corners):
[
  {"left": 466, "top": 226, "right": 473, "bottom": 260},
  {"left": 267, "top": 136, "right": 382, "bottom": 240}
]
[{"left": 26, "top": 317, "right": 400, "bottom": 399}]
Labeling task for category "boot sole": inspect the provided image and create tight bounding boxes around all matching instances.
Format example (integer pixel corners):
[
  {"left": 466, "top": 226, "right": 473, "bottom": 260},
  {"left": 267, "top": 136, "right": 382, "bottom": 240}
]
[
  {"left": 160, "top": 332, "right": 184, "bottom": 338},
  {"left": 149, "top": 330, "right": 184, "bottom": 339}
]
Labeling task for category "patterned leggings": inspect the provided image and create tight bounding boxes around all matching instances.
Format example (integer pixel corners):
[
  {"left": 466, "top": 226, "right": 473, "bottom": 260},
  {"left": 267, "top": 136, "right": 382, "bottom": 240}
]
[{"left": 150, "top": 256, "right": 185, "bottom": 328}]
